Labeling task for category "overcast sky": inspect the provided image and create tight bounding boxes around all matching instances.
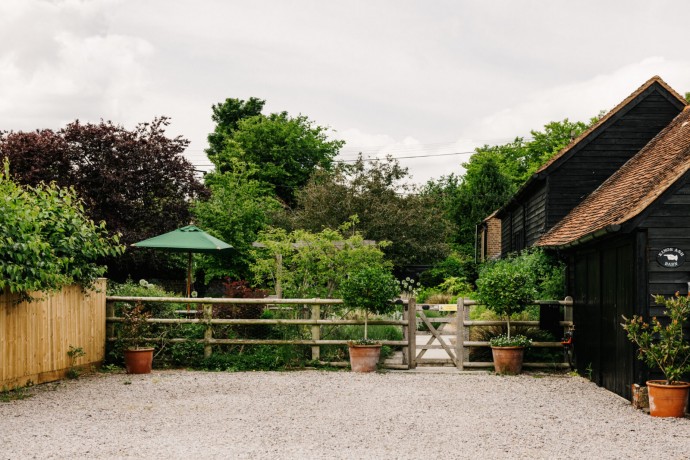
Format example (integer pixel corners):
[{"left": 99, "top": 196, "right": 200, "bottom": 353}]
[{"left": 2, "top": 0, "right": 690, "bottom": 184}]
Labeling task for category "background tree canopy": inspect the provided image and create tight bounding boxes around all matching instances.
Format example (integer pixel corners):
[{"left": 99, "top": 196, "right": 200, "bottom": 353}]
[
  {"left": 282, "top": 155, "right": 452, "bottom": 268},
  {"left": 205, "top": 97, "right": 344, "bottom": 207},
  {"left": 424, "top": 116, "right": 599, "bottom": 257},
  {"left": 0, "top": 117, "right": 206, "bottom": 281}
]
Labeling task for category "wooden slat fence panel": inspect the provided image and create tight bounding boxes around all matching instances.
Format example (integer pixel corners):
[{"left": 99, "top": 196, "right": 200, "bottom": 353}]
[{"left": 1, "top": 279, "right": 106, "bottom": 388}]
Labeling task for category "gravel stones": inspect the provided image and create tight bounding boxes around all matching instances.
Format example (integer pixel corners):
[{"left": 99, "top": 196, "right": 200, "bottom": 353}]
[{"left": 1, "top": 370, "right": 688, "bottom": 459}]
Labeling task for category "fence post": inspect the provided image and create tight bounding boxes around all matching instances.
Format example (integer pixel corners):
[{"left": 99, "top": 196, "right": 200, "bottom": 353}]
[
  {"left": 564, "top": 296, "right": 573, "bottom": 323},
  {"left": 402, "top": 301, "right": 408, "bottom": 366},
  {"left": 204, "top": 304, "right": 213, "bottom": 359},
  {"left": 407, "top": 298, "right": 416, "bottom": 369},
  {"left": 457, "top": 298, "right": 465, "bottom": 371},
  {"left": 311, "top": 304, "right": 320, "bottom": 361},
  {"left": 106, "top": 301, "right": 115, "bottom": 340}
]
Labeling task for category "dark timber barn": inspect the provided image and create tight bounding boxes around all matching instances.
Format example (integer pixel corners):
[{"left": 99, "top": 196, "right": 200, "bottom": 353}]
[
  {"left": 495, "top": 76, "right": 686, "bottom": 256},
  {"left": 539, "top": 105, "right": 690, "bottom": 399},
  {"left": 491, "top": 76, "right": 690, "bottom": 399}
]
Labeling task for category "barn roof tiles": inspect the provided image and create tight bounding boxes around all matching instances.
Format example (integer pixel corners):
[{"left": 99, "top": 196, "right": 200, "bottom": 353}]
[{"left": 538, "top": 105, "right": 690, "bottom": 248}]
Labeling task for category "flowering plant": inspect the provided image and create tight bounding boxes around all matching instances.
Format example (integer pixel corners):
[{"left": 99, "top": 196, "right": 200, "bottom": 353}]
[
  {"left": 622, "top": 292, "right": 690, "bottom": 385},
  {"left": 489, "top": 334, "right": 532, "bottom": 348},
  {"left": 397, "top": 277, "right": 421, "bottom": 299}
]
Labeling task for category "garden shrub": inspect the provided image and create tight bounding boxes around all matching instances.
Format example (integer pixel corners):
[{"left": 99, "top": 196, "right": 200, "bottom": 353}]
[
  {"left": 419, "top": 252, "right": 478, "bottom": 288},
  {"left": 341, "top": 266, "right": 400, "bottom": 340},
  {"left": 0, "top": 160, "right": 123, "bottom": 301},
  {"left": 250, "top": 220, "right": 391, "bottom": 299}
]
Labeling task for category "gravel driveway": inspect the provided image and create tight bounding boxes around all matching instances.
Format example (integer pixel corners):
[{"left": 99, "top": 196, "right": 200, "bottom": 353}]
[{"left": 1, "top": 369, "right": 688, "bottom": 459}]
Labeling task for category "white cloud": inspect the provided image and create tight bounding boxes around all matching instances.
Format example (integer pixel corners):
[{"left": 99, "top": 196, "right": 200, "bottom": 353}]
[
  {"left": 0, "top": 0, "right": 153, "bottom": 129},
  {"left": 464, "top": 57, "right": 690, "bottom": 141}
]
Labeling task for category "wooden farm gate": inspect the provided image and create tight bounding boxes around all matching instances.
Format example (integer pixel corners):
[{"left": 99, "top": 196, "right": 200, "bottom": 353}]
[{"left": 407, "top": 297, "right": 574, "bottom": 370}]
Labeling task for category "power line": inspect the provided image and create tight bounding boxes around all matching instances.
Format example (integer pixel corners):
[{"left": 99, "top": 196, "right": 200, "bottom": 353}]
[{"left": 334, "top": 151, "right": 475, "bottom": 163}]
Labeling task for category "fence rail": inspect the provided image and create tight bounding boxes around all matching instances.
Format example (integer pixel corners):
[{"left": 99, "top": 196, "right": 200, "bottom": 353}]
[
  {"left": 105, "top": 295, "right": 573, "bottom": 371},
  {"left": 105, "top": 296, "right": 407, "bottom": 368}
]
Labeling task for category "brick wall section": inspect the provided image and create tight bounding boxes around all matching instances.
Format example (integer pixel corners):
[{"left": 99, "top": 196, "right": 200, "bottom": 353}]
[{"left": 481, "top": 217, "right": 502, "bottom": 261}]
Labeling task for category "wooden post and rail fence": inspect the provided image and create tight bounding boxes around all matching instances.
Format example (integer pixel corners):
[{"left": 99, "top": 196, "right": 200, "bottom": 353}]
[{"left": 105, "top": 295, "right": 574, "bottom": 371}]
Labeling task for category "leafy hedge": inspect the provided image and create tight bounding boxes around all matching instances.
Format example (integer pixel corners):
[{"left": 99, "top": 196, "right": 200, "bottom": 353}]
[{"left": 0, "top": 161, "right": 123, "bottom": 300}]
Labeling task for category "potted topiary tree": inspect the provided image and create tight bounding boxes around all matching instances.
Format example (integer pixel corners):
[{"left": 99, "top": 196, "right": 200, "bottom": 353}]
[
  {"left": 341, "top": 266, "right": 400, "bottom": 372},
  {"left": 120, "top": 301, "right": 155, "bottom": 374},
  {"left": 622, "top": 292, "right": 690, "bottom": 417},
  {"left": 476, "top": 258, "right": 536, "bottom": 374}
]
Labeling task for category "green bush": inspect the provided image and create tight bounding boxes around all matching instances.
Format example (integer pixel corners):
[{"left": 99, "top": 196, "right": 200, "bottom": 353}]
[
  {"left": 476, "top": 258, "right": 536, "bottom": 338},
  {"left": 0, "top": 160, "right": 123, "bottom": 300},
  {"left": 419, "top": 252, "right": 478, "bottom": 288},
  {"left": 341, "top": 266, "right": 400, "bottom": 340}
]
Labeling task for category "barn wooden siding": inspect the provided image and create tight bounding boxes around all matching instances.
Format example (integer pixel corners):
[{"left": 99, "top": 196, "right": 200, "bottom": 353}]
[
  {"left": 547, "top": 90, "right": 682, "bottom": 229},
  {"left": 0, "top": 279, "right": 106, "bottom": 388},
  {"left": 500, "top": 85, "right": 683, "bottom": 255}
]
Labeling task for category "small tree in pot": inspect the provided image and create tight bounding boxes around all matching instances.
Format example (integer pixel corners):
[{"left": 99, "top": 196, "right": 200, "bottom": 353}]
[
  {"left": 476, "top": 258, "right": 536, "bottom": 374},
  {"left": 622, "top": 292, "right": 690, "bottom": 417},
  {"left": 341, "top": 266, "right": 400, "bottom": 372},
  {"left": 120, "top": 301, "right": 155, "bottom": 374}
]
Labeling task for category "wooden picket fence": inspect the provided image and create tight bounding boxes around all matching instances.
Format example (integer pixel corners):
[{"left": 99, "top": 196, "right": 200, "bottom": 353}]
[{"left": 1, "top": 280, "right": 106, "bottom": 388}]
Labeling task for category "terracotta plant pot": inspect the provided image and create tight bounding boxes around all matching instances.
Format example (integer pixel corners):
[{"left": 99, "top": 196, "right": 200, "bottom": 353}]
[
  {"left": 646, "top": 380, "right": 690, "bottom": 417},
  {"left": 348, "top": 344, "right": 382, "bottom": 372},
  {"left": 491, "top": 346, "right": 525, "bottom": 375},
  {"left": 123, "top": 348, "right": 154, "bottom": 374}
]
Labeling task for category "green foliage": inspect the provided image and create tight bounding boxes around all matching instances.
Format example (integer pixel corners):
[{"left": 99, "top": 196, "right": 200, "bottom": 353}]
[
  {"left": 206, "top": 97, "right": 265, "bottom": 159},
  {"left": 193, "top": 160, "right": 281, "bottom": 280},
  {"left": 0, "top": 118, "right": 206, "bottom": 282},
  {"left": 622, "top": 292, "right": 690, "bottom": 384},
  {"left": 425, "top": 117, "right": 598, "bottom": 254},
  {"left": 0, "top": 385, "right": 32, "bottom": 403},
  {"left": 476, "top": 248, "right": 564, "bottom": 325},
  {"left": 476, "top": 258, "right": 537, "bottom": 320},
  {"left": 515, "top": 248, "right": 565, "bottom": 300},
  {"left": 66, "top": 346, "right": 86, "bottom": 379},
  {"left": 341, "top": 266, "right": 399, "bottom": 340},
  {"left": 206, "top": 98, "right": 344, "bottom": 207},
  {"left": 285, "top": 155, "right": 451, "bottom": 267},
  {"left": 426, "top": 154, "right": 512, "bottom": 254},
  {"left": 0, "top": 161, "right": 123, "bottom": 300},
  {"left": 199, "top": 345, "right": 306, "bottom": 371},
  {"left": 251, "top": 220, "right": 390, "bottom": 298},
  {"left": 489, "top": 334, "right": 532, "bottom": 348},
  {"left": 341, "top": 267, "right": 400, "bottom": 316},
  {"left": 418, "top": 252, "right": 478, "bottom": 287},
  {"left": 109, "top": 279, "right": 180, "bottom": 317}
]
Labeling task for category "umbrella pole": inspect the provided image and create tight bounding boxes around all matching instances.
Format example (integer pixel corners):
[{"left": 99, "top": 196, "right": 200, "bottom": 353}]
[{"left": 187, "top": 252, "right": 192, "bottom": 310}]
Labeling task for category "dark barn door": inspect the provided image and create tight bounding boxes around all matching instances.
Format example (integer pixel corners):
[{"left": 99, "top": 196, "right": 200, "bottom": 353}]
[
  {"left": 573, "top": 251, "right": 601, "bottom": 381},
  {"left": 600, "top": 243, "right": 634, "bottom": 399}
]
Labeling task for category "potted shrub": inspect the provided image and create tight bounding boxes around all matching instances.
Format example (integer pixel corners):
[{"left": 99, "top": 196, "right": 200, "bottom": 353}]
[
  {"left": 120, "top": 301, "right": 155, "bottom": 374},
  {"left": 476, "top": 258, "right": 536, "bottom": 375},
  {"left": 622, "top": 292, "right": 690, "bottom": 417},
  {"left": 341, "top": 267, "right": 400, "bottom": 372}
]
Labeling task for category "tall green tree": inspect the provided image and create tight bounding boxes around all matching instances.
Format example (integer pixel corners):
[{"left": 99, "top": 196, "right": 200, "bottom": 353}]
[
  {"left": 193, "top": 160, "right": 282, "bottom": 281},
  {"left": 425, "top": 152, "right": 513, "bottom": 254},
  {"left": 206, "top": 98, "right": 344, "bottom": 207},
  {"left": 206, "top": 97, "right": 265, "bottom": 160},
  {"left": 284, "top": 155, "right": 451, "bottom": 268}
]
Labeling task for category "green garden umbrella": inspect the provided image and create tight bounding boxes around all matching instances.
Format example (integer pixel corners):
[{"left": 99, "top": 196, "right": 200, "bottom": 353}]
[{"left": 132, "top": 225, "right": 233, "bottom": 297}]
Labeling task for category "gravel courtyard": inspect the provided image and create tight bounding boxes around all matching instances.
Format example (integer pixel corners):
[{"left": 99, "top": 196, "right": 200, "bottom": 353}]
[{"left": 1, "top": 370, "right": 688, "bottom": 459}]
